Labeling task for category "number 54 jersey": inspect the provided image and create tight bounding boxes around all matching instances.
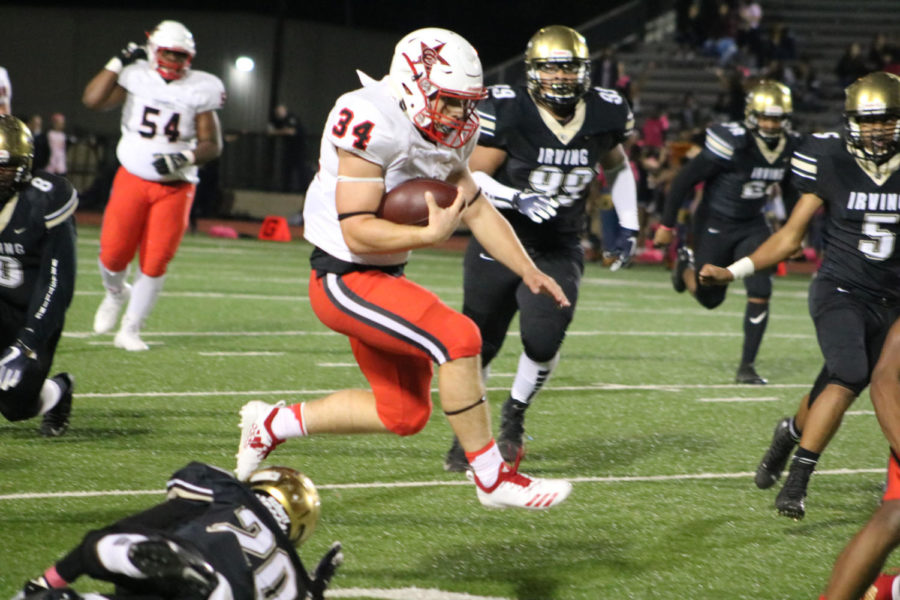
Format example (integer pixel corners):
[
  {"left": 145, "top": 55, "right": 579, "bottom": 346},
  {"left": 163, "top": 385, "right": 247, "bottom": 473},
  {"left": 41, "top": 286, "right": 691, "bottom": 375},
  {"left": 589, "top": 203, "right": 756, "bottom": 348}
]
[
  {"left": 791, "top": 132, "right": 900, "bottom": 301},
  {"left": 476, "top": 84, "right": 634, "bottom": 245},
  {"left": 116, "top": 60, "right": 225, "bottom": 183}
]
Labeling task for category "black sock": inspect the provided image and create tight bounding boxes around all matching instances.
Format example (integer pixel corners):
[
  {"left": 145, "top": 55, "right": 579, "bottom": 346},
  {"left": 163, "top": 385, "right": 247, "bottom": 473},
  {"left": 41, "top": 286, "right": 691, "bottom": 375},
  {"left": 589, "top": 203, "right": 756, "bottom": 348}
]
[
  {"left": 741, "top": 301, "right": 769, "bottom": 365},
  {"left": 792, "top": 446, "right": 820, "bottom": 469}
]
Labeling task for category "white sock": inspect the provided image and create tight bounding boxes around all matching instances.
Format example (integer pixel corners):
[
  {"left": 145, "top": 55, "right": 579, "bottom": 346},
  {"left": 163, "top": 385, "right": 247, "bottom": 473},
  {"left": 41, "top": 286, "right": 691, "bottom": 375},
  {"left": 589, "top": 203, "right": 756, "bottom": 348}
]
[
  {"left": 95, "top": 534, "right": 149, "bottom": 578},
  {"left": 469, "top": 441, "right": 504, "bottom": 488},
  {"left": 37, "top": 378, "right": 63, "bottom": 415},
  {"left": 270, "top": 404, "right": 307, "bottom": 439},
  {"left": 99, "top": 259, "right": 128, "bottom": 295},
  {"left": 125, "top": 273, "right": 166, "bottom": 324},
  {"left": 510, "top": 351, "right": 560, "bottom": 404}
]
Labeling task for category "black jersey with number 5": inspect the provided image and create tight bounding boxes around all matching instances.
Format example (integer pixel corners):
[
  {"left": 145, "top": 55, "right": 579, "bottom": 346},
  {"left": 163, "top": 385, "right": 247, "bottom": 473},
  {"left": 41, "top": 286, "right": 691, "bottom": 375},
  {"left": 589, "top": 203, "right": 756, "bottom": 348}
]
[
  {"left": 476, "top": 84, "right": 633, "bottom": 247},
  {"left": 791, "top": 132, "right": 900, "bottom": 301}
]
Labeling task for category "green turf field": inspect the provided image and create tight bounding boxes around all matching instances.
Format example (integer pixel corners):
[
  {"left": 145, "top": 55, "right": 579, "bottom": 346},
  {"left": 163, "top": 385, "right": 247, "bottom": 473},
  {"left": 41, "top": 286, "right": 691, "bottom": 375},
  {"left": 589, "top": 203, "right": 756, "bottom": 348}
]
[{"left": 0, "top": 226, "right": 890, "bottom": 600}]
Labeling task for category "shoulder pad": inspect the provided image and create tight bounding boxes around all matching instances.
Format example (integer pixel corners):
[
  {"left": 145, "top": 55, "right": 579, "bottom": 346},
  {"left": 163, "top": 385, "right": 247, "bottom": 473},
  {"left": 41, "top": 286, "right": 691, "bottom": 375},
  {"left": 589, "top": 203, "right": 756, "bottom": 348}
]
[
  {"left": 790, "top": 131, "right": 842, "bottom": 184},
  {"left": 325, "top": 89, "right": 401, "bottom": 168},
  {"left": 27, "top": 174, "right": 78, "bottom": 229},
  {"left": 703, "top": 122, "right": 749, "bottom": 161},
  {"left": 166, "top": 461, "right": 234, "bottom": 501},
  {"left": 189, "top": 71, "right": 226, "bottom": 112}
]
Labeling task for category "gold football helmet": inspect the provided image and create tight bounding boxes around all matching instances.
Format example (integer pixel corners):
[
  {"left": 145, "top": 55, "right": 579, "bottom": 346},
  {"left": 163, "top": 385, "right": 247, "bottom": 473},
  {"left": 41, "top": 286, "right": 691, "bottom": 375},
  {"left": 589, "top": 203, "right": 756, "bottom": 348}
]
[
  {"left": 249, "top": 466, "right": 321, "bottom": 546},
  {"left": 844, "top": 71, "right": 900, "bottom": 164},
  {"left": 0, "top": 115, "right": 34, "bottom": 202},
  {"left": 525, "top": 25, "right": 591, "bottom": 111},
  {"left": 744, "top": 80, "right": 792, "bottom": 141}
]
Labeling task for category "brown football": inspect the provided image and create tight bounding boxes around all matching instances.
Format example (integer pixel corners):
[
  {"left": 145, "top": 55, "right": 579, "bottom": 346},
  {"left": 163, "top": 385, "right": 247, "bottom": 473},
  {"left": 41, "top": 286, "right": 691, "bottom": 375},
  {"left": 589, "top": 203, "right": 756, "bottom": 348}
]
[{"left": 377, "top": 178, "right": 459, "bottom": 226}]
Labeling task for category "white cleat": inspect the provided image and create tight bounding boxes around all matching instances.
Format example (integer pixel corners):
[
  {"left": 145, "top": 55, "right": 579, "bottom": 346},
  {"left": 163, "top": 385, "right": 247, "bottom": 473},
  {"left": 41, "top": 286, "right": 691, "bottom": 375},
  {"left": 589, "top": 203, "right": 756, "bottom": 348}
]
[
  {"left": 93, "top": 283, "right": 131, "bottom": 334},
  {"left": 473, "top": 463, "right": 572, "bottom": 510},
  {"left": 114, "top": 315, "right": 149, "bottom": 351},
  {"left": 235, "top": 400, "right": 284, "bottom": 481}
]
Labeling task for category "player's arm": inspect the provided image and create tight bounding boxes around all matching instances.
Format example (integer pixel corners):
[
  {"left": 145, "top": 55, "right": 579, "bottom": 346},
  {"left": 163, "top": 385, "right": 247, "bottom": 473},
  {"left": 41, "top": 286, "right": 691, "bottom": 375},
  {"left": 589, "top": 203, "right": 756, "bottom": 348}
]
[
  {"left": 83, "top": 43, "right": 147, "bottom": 111},
  {"left": 456, "top": 170, "right": 570, "bottom": 307},
  {"left": 599, "top": 144, "right": 639, "bottom": 231},
  {"left": 871, "top": 319, "right": 900, "bottom": 452},
  {"left": 653, "top": 152, "right": 722, "bottom": 247},
  {"left": 698, "top": 192, "right": 823, "bottom": 285},
  {"left": 193, "top": 111, "right": 223, "bottom": 165},
  {"left": 468, "top": 144, "right": 559, "bottom": 223},
  {"left": 336, "top": 150, "right": 466, "bottom": 254},
  {"left": 17, "top": 196, "right": 77, "bottom": 355}
]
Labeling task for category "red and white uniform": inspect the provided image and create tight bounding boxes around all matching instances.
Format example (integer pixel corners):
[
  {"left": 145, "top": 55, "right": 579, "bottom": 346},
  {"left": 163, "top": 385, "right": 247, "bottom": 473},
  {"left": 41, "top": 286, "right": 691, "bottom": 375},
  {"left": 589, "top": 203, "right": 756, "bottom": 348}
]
[
  {"left": 100, "top": 60, "right": 224, "bottom": 277},
  {"left": 304, "top": 72, "right": 476, "bottom": 266},
  {"left": 116, "top": 60, "right": 224, "bottom": 183},
  {"left": 302, "top": 72, "right": 481, "bottom": 435}
]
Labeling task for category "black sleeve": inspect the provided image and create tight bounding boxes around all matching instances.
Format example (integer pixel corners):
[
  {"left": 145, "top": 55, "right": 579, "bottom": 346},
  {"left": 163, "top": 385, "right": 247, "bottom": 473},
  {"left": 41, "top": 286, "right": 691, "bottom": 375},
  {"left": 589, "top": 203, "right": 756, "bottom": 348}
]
[
  {"left": 17, "top": 217, "right": 76, "bottom": 352},
  {"left": 660, "top": 153, "right": 723, "bottom": 227},
  {"left": 781, "top": 171, "right": 802, "bottom": 218}
]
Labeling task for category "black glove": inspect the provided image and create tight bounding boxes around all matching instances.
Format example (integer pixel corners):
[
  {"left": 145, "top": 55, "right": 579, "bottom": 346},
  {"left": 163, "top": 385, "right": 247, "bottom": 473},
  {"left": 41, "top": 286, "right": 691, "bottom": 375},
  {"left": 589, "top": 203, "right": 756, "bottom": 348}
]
[
  {"left": 118, "top": 42, "right": 147, "bottom": 66},
  {"left": 152, "top": 151, "right": 191, "bottom": 175},
  {"left": 511, "top": 191, "right": 559, "bottom": 223},
  {"left": 609, "top": 228, "right": 639, "bottom": 272},
  {"left": 0, "top": 342, "right": 34, "bottom": 391},
  {"left": 307, "top": 542, "right": 344, "bottom": 600}
]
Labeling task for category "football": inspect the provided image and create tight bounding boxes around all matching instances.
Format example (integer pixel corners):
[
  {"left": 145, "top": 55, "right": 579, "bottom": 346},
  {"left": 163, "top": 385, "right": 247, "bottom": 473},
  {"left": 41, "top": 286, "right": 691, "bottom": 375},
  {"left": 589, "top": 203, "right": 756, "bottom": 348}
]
[{"left": 377, "top": 178, "right": 459, "bottom": 226}]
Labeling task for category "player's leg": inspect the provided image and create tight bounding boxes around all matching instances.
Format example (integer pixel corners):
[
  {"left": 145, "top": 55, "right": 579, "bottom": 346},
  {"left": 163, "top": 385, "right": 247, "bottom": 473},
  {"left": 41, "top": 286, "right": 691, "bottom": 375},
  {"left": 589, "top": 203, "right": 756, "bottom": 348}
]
[
  {"left": 115, "top": 182, "right": 194, "bottom": 351},
  {"left": 690, "top": 209, "right": 732, "bottom": 309},
  {"left": 94, "top": 168, "right": 149, "bottom": 335},
  {"left": 445, "top": 239, "right": 521, "bottom": 470},
  {"left": 823, "top": 454, "right": 900, "bottom": 600},
  {"left": 497, "top": 249, "right": 580, "bottom": 461},
  {"left": 0, "top": 321, "right": 72, "bottom": 435},
  {"left": 755, "top": 368, "right": 826, "bottom": 490},
  {"left": 735, "top": 221, "right": 774, "bottom": 384},
  {"left": 776, "top": 277, "right": 869, "bottom": 519}
]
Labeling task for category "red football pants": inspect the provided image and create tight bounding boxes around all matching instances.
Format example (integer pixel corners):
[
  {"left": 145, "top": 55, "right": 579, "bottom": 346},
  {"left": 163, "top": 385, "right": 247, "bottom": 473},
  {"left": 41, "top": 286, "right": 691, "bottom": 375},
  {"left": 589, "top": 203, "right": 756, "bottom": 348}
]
[
  {"left": 308, "top": 270, "right": 481, "bottom": 435},
  {"left": 99, "top": 167, "right": 195, "bottom": 277}
]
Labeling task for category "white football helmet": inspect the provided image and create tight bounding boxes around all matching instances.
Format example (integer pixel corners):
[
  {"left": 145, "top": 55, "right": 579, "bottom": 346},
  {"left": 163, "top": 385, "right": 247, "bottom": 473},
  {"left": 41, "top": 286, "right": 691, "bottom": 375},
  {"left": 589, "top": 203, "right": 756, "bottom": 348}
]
[
  {"left": 388, "top": 27, "right": 487, "bottom": 148},
  {"left": 147, "top": 20, "right": 196, "bottom": 81}
]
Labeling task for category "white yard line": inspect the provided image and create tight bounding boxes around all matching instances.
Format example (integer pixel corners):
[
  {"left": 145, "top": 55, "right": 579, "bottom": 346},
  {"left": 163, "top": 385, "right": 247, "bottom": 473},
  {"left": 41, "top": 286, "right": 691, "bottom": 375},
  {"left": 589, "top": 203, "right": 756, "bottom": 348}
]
[{"left": 0, "top": 468, "right": 883, "bottom": 502}]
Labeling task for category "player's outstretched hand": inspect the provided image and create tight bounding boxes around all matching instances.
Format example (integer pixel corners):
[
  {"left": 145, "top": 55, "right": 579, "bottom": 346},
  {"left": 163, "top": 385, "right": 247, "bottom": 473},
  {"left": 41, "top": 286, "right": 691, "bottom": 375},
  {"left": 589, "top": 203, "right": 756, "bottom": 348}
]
[
  {"left": 522, "top": 269, "right": 571, "bottom": 308},
  {"left": 422, "top": 187, "right": 465, "bottom": 245},
  {"left": 308, "top": 541, "right": 344, "bottom": 600},
  {"left": 512, "top": 191, "right": 559, "bottom": 223},
  {"left": 698, "top": 264, "right": 734, "bottom": 286},
  {"left": 0, "top": 343, "right": 33, "bottom": 391},
  {"left": 118, "top": 42, "right": 148, "bottom": 66}
]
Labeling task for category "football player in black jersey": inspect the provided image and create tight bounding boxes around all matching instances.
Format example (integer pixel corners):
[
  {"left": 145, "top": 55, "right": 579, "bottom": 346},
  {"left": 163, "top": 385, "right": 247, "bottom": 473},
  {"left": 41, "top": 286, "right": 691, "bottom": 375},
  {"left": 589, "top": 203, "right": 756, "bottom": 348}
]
[
  {"left": 15, "top": 462, "right": 343, "bottom": 600},
  {"left": 0, "top": 115, "right": 77, "bottom": 437},
  {"left": 700, "top": 72, "right": 900, "bottom": 520},
  {"left": 654, "top": 80, "right": 802, "bottom": 385},
  {"left": 443, "top": 25, "right": 639, "bottom": 469}
]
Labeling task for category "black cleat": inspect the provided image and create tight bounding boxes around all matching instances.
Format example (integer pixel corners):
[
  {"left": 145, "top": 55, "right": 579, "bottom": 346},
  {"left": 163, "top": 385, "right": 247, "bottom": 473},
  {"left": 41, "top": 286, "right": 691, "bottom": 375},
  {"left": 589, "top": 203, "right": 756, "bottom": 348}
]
[
  {"left": 671, "top": 247, "right": 694, "bottom": 293},
  {"left": 497, "top": 397, "right": 528, "bottom": 463},
  {"left": 775, "top": 460, "right": 814, "bottom": 520},
  {"left": 128, "top": 537, "right": 217, "bottom": 598},
  {"left": 755, "top": 417, "right": 797, "bottom": 489},
  {"left": 40, "top": 373, "right": 73, "bottom": 437},
  {"left": 736, "top": 363, "right": 767, "bottom": 385},
  {"left": 443, "top": 436, "right": 468, "bottom": 472}
]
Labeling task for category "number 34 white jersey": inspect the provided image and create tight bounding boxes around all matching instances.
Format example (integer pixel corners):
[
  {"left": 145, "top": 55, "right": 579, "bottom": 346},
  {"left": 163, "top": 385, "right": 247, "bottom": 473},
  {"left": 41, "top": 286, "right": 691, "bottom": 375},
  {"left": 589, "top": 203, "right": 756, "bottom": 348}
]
[
  {"left": 116, "top": 61, "right": 225, "bottom": 183},
  {"left": 303, "top": 72, "right": 476, "bottom": 266}
]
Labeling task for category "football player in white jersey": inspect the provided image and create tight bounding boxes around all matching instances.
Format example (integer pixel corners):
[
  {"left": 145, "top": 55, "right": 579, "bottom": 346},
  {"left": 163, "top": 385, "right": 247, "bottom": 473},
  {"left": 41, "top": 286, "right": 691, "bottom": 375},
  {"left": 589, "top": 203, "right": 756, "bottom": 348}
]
[
  {"left": 82, "top": 20, "right": 225, "bottom": 351},
  {"left": 0, "top": 66, "right": 11, "bottom": 114},
  {"left": 236, "top": 28, "right": 573, "bottom": 511}
]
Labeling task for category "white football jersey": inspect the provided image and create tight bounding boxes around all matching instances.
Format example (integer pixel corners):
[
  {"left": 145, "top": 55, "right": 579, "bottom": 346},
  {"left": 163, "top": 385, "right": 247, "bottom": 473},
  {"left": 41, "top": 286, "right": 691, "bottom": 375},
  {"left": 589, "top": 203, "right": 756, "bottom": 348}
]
[
  {"left": 116, "top": 61, "right": 224, "bottom": 183},
  {"left": 303, "top": 72, "right": 476, "bottom": 266},
  {"left": 0, "top": 66, "right": 11, "bottom": 111}
]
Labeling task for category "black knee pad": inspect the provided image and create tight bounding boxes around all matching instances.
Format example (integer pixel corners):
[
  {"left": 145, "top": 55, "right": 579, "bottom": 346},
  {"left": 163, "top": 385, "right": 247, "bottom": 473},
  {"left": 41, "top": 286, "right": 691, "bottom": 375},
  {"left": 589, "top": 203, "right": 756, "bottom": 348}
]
[
  {"left": 695, "top": 285, "right": 726, "bottom": 310},
  {"left": 744, "top": 271, "right": 773, "bottom": 300}
]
